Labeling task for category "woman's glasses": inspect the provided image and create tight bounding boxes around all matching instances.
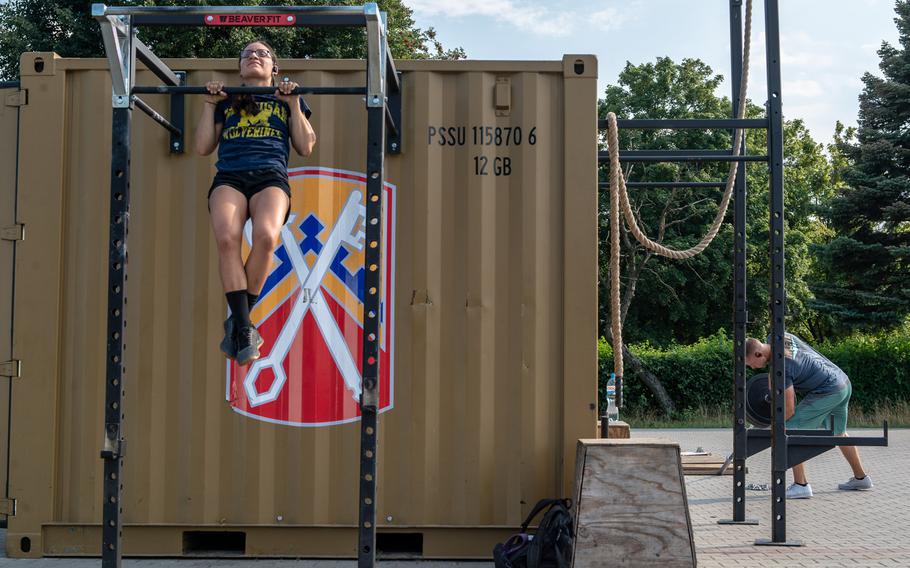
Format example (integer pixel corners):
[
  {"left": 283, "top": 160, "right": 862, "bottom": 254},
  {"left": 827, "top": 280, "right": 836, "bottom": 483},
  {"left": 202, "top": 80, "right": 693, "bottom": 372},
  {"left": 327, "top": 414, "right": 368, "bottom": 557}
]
[{"left": 241, "top": 48, "right": 271, "bottom": 59}]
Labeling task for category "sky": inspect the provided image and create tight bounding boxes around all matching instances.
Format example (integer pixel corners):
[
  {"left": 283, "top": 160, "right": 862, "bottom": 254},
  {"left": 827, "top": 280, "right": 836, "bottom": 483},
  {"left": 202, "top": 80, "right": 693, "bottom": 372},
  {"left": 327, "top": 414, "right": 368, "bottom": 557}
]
[{"left": 406, "top": 0, "right": 901, "bottom": 145}]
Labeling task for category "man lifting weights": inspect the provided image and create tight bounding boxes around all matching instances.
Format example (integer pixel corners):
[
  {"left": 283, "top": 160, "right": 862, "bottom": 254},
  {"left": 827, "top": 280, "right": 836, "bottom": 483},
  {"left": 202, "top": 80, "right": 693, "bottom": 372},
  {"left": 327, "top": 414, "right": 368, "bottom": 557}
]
[{"left": 745, "top": 333, "right": 873, "bottom": 499}]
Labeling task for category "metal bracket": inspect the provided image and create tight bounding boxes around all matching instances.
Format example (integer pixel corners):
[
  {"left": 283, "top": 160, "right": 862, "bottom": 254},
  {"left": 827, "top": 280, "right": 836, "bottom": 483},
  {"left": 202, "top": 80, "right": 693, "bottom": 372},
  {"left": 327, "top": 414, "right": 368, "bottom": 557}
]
[
  {"left": 361, "top": 387, "right": 379, "bottom": 410},
  {"left": 0, "top": 360, "right": 21, "bottom": 378},
  {"left": 0, "top": 498, "right": 17, "bottom": 516},
  {"left": 4, "top": 90, "right": 27, "bottom": 107},
  {"left": 364, "top": 3, "right": 385, "bottom": 108},
  {"left": 100, "top": 437, "right": 126, "bottom": 460},
  {"left": 97, "top": 13, "right": 134, "bottom": 108},
  {"left": 386, "top": 71, "right": 402, "bottom": 154},
  {"left": 1, "top": 224, "right": 24, "bottom": 241},
  {"left": 170, "top": 71, "right": 186, "bottom": 154}
]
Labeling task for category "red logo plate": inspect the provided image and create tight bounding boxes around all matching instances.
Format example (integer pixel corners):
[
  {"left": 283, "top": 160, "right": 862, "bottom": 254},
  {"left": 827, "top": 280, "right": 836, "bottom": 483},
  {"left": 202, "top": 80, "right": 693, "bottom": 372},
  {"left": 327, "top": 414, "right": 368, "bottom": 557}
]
[{"left": 204, "top": 14, "right": 296, "bottom": 26}]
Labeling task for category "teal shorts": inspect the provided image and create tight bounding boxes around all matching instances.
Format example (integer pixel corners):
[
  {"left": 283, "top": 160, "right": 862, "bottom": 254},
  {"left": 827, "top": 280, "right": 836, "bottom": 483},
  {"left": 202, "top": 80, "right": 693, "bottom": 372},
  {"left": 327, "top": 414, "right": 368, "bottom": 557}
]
[{"left": 786, "top": 380, "right": 851, "bottom": 435}]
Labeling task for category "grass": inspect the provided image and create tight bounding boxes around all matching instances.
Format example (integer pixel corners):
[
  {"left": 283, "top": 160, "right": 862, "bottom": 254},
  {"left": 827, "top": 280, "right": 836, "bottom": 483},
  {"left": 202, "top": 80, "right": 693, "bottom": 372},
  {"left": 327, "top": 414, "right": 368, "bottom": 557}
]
[{"left": 619, "top": 401, "right": 910, "bottom": 429}]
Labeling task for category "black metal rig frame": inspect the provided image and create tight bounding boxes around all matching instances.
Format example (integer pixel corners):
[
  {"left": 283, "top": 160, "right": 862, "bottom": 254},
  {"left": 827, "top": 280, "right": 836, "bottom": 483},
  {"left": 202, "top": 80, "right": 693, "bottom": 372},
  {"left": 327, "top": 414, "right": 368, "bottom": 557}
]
[
  {"left": 599, "top": 0, "right": 888, "bottom": 546},
  {"left": 92, "top": 4, "right": 401, "bottom": 566}
]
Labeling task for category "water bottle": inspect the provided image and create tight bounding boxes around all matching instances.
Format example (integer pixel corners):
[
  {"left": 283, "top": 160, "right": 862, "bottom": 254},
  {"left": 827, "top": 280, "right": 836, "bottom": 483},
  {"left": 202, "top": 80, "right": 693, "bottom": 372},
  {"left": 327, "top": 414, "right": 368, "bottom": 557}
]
[{"left": 606, "top": 372, "right": 619, "bottom": 421}]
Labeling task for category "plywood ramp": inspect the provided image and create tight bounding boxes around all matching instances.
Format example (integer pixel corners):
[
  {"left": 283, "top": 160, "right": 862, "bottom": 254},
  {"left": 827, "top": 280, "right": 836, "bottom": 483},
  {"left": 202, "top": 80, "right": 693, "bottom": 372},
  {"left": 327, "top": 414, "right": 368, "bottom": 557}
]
[{"left": 572, "top": 439, "right": 696, "bottom": 568}]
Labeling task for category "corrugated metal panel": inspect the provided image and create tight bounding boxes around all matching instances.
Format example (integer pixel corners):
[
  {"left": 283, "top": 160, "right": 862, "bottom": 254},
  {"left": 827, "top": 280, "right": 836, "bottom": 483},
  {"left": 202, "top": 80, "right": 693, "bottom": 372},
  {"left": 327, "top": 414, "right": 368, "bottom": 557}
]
[
  {"left": 7, "top": 54, "right": 597, "bottom": 557},
  {"left": 0, "top": 82, "right": 22, "bottom": 519}
]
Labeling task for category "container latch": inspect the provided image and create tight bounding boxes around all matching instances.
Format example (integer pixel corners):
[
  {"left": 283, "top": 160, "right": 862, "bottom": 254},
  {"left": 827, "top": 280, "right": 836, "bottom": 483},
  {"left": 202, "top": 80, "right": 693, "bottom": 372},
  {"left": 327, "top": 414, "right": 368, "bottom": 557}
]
[
  {"left": 495, "top": 77, "right": 511, "bottom": 117},
  {"left": 1, "top": 224, "right": 24, "bottom": 241},
  {"left": 4, "top": 90, "right": 27, "bottom": 107},
  {"left": 0, "top": 498, "right": 17, "bottom": 516},
  {"left": 0, "top": 360, "right": 20, "bottom": 379}
]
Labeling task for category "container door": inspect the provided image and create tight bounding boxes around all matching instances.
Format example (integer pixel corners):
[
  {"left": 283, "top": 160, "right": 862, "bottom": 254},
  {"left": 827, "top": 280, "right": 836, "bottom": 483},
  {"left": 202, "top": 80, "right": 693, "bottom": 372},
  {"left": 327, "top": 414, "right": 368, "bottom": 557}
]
[{"left": 0, "top": 83, "right": 23, "bottom": 524}]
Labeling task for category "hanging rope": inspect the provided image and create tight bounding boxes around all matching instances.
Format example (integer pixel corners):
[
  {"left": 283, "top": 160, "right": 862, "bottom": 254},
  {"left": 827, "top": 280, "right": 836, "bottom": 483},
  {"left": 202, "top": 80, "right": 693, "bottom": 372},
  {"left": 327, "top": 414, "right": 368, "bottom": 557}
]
[{"left": 609, "top": 0, "right": 754, "bottom": 388}]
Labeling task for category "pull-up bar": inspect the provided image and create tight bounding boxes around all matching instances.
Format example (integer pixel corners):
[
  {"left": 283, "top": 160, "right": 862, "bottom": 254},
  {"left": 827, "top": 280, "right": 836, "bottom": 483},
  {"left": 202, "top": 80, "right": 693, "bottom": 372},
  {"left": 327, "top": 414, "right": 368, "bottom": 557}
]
[
  {"left": 606, "top": 118, "right": 768, "bottom": 129},
  {"left": 131, "top": 85, "right": 367, "bottom": 96},
  {"left": 93, "top": 4, "right": 397, "bottom": 568},
  {"left": 129, "top": 85, "right": 400, "bottom": 142},
  {"left": 93, "top": 3, "right": 371, "bottom": 27}
]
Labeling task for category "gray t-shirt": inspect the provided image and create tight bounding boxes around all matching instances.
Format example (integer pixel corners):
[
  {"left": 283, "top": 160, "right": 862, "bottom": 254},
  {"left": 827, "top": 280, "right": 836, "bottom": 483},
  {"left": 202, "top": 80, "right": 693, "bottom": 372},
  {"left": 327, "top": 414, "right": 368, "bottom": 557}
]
[{"left": 775, "top": 333, "right": 847, "bottom": 395}]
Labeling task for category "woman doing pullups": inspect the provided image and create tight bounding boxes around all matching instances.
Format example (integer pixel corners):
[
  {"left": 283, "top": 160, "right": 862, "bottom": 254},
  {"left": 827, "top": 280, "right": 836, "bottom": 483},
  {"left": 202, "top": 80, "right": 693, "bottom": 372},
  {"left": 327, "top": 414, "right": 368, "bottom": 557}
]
[{"left": 194, "top": 40, "right": 316, "bottom": 365}]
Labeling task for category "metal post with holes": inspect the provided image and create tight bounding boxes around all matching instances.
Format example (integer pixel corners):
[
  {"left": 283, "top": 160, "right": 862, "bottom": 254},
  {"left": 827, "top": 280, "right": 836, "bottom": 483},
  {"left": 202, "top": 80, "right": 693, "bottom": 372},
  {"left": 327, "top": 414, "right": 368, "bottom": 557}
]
[
  {"left": 719, "top": 0, "right": 758, "bottom": 527},
  {"left": 756, "top": 0, "right": 797, "bottom": 547},
  {"left": 96, "top": 7, "right": 135, "bottom": 566},
  {"left": 101, "top": 106, "right": 130, "bottom": 568},
  {"left": 358, "top": 7, "right": 385, "bottom": 564}
]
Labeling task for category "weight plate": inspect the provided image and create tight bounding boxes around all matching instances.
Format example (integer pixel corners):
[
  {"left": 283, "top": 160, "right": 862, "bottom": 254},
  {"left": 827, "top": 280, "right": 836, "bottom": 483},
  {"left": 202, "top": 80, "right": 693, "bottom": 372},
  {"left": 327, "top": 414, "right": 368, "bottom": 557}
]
[{"left": 745, "top": 373, "right": 772, "bottom": 427}]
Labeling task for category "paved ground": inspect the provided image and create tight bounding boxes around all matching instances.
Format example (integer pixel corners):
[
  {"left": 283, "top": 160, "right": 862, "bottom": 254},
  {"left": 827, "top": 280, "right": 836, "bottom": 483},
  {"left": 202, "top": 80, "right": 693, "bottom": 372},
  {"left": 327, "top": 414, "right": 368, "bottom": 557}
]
[
  {"left": 1, "top": 428, "right": 906, "bottom": 567},
  {"left": 653, "top": 427, "right": 910, "bottom": 568}
]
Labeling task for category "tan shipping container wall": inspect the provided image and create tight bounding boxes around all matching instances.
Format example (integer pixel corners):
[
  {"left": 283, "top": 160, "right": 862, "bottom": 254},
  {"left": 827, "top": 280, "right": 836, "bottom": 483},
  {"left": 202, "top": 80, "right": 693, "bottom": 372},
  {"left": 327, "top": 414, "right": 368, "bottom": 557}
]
[
  {"left": 0, "top": 83, "right": 21, "bottom": 520},
  {"left": 6, "top": 53, "right": 598, "bottom": 558}
]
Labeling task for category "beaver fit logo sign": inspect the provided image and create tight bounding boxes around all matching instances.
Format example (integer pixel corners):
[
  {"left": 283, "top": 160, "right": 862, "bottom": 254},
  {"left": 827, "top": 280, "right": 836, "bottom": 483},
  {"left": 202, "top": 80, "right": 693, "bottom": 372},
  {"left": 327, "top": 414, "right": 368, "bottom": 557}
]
[{"left": 227, "top": 167, "right": 395, "bottom": 426}]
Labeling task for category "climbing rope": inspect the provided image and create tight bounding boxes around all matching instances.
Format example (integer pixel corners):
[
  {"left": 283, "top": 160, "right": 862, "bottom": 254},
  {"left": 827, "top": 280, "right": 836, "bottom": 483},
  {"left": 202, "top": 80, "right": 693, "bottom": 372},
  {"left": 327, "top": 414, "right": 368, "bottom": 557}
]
[{"left": 609, "top": 0, "right": 753, "bottom": 385}]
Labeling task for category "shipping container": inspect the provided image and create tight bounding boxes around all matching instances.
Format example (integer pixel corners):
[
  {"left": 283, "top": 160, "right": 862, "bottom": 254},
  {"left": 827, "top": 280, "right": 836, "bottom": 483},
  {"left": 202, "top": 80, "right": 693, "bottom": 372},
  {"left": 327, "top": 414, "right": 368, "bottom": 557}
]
[{"left": 3, "top": 52, "right": 598, "bottom": 558}]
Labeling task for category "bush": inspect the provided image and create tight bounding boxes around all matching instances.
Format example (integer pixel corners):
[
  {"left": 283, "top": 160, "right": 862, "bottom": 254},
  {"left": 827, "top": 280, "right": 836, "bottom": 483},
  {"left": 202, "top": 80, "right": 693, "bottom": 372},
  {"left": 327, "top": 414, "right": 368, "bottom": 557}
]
[
  {"left": 817, "top": 333, "right": 910, "bottom": 410},
  {"left": 599, "top": 330, "right": 910, "bottom": 416}
]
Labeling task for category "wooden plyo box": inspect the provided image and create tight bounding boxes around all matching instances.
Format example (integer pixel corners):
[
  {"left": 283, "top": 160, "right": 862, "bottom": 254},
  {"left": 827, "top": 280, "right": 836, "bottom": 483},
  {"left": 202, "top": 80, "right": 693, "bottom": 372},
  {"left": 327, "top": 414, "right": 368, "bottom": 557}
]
[{"left": 572, "top": 439, "right": 696, "bottom": 567}]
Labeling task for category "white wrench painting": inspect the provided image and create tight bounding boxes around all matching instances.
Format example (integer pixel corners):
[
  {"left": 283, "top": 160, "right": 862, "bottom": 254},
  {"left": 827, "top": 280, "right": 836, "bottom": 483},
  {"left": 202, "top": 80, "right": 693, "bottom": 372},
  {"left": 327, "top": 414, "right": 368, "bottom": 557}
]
[{"left": 243, "top": 190, "right": 367, "bottom": 407}]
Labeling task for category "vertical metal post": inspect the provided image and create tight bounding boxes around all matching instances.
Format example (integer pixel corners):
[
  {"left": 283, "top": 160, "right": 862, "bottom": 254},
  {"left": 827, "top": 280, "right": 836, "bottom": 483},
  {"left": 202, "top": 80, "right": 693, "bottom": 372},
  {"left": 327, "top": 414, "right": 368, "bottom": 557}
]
[
  {"left": 756, "top": 0, "right": 799, "bottom": 547},
  {"left": 358, "top": 103, "right": 384, "bottom": 566},
  {"left": 101, "top": 106, "right": 130, "bottom": 568},
  {"left": 97, "top": 12, "right": 135, "bottom": 566},
  {"left": 720, "top": 0, "right": 758, "bottom": 527},
  {"left": 358, "top": 20, "right": 386, "bottom": 565}
]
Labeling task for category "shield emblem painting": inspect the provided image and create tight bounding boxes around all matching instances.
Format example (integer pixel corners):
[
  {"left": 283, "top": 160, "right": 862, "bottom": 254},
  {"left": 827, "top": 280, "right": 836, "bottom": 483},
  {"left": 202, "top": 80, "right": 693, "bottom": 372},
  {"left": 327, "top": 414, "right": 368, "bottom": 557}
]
[{"left": 226, "top": 167, "right": 395, "bottom": 426}]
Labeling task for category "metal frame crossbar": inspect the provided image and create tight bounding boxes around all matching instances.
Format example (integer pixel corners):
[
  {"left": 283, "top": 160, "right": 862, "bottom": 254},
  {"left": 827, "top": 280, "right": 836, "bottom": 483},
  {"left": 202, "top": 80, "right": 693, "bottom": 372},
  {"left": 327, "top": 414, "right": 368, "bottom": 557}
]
[
  {"left": 599, "top": 0, "right": 886, "bottom": 547},
  {"left": 92, "top": 3, "right": 400, "bottom": 566},
  {"left": 599, "top": 181, "right": 728, "bottom": 189}
]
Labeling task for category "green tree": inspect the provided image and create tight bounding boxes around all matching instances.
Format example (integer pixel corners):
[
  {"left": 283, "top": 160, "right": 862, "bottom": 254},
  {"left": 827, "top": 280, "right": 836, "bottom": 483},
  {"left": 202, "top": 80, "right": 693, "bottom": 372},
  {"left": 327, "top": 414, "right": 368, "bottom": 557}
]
[
  {"left": 600, "top": 57, "right": 835, "bottom": 413},
  {"left": 810, "top": 1, "right": 910, "bottom": 335},
  {"left": 0, "top": 0, "right": 465, "bottom": 80}
]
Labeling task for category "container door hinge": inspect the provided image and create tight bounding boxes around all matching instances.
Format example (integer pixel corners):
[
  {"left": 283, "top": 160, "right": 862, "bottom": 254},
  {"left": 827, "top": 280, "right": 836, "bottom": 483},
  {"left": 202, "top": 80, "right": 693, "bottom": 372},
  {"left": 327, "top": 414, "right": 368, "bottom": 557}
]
[
  {"left": 0, "top": 360, "right": 21, "bottom": 378},
  {"left": 1, "top": 224, "right": 24, "bottom": 241},
  {"left": 0, "top": 498, "right": 16, "bottom": 516},
  {"left": 4, "top": 90, "right": 27, "bottom": 107}
]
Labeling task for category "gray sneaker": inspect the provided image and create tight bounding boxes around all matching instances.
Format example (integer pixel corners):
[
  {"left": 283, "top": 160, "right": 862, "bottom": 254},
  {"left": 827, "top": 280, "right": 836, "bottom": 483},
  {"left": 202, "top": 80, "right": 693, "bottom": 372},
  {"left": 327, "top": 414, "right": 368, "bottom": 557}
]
[
  {"left": 219, "top": 317, "right": 236, "bottom": 359},
  {"left": 838, "top": 476, "right": 873, "bottom": 491},
  {"left": 786, "top": 482, "right": 813, "bottom": 499},
  {"left": 236, "top": 326, "right": 264, "bottom": 366}
]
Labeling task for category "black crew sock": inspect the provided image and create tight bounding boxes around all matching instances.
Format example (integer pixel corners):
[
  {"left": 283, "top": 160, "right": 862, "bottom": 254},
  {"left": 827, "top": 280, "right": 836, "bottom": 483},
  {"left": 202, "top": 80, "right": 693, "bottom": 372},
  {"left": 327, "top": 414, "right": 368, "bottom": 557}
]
[
  {"left": 226, "top": 290, "right": 251, "bottom": 329},
  {"left": 247, "top": 292, "right": 259, "bottom": 309}
]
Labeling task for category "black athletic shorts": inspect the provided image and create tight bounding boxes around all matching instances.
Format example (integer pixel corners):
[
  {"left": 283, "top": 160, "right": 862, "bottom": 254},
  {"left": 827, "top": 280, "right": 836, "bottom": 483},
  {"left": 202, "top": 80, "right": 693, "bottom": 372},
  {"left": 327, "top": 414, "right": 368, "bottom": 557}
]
[{"left": 208, "top": 168, "right": 291, "bottom": 223}]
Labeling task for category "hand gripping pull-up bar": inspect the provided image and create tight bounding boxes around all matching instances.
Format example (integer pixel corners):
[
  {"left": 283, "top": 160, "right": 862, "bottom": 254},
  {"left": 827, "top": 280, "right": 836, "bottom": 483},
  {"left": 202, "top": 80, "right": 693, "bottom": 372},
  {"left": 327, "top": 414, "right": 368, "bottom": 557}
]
[{"left": 92, "top": 4, "right": 398, "bottom": 567}]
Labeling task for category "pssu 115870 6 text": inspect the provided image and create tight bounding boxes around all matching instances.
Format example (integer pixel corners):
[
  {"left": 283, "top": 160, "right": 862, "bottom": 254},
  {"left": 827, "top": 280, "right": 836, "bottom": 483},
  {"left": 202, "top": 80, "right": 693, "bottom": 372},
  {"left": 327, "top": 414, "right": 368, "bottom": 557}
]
[{"left": 427, "top": 126, "right": 538, "bottom": 147}]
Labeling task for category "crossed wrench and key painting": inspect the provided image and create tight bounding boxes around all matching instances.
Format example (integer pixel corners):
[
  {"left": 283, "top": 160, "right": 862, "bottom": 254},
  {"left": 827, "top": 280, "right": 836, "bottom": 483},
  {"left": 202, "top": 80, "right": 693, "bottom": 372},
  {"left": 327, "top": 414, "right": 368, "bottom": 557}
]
[{"left": 242, "top": 189, "right": 369, "bottom": 408}]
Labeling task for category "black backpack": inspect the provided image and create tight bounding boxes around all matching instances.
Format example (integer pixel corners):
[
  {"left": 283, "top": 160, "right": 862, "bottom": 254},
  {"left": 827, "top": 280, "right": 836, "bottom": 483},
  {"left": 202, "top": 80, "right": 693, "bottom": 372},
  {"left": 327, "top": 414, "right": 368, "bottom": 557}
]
[{"left": 493, "top": 498, "right": 574, "bottom": 568}]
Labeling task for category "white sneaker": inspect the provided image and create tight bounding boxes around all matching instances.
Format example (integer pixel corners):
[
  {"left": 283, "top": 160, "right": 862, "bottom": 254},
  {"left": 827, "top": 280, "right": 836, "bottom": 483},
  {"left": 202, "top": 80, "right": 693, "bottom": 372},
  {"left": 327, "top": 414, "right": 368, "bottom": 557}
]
[
  {"left": 838, "top": 476, "right": 873, "bottom": 491},
  {"left": 786, "top": 482, "right": 813, "bottom": 499}
]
